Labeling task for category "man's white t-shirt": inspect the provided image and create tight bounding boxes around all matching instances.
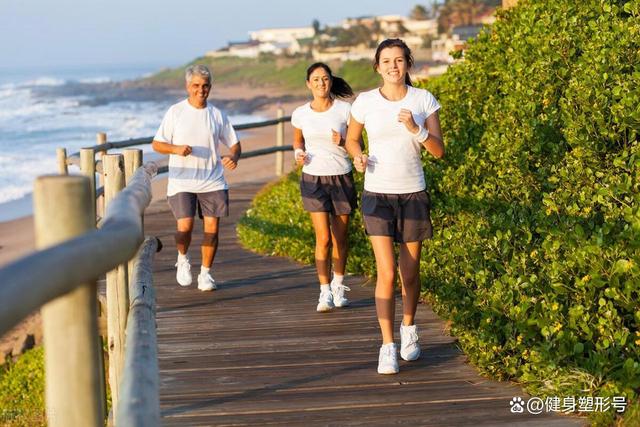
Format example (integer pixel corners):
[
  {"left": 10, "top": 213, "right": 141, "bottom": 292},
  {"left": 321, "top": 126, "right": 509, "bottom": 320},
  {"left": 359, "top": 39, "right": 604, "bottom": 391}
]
[
  {"left": 350, "top": 86, "right": 440, "bottom": 194},
  {"left": 154, "top": 99, "right": 239, "bottom": 196},
  {"left": 291, "top": 99, "right": 352, "bottom": 176}
]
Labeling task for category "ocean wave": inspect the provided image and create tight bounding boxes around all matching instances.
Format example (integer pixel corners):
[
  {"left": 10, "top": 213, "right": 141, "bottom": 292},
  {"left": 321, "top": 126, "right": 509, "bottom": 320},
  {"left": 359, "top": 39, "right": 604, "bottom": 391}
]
[
  {"left": 23, "top": 77, "right": 67, "bottom": 87},
  {"left": 78, "top": 76, "right": 112, "bottom": 84}
]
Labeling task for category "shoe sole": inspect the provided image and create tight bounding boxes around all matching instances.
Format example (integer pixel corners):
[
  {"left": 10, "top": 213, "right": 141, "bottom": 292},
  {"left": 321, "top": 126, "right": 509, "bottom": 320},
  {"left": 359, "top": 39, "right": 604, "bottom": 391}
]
[
  {"left": 316, "top": 304, "right": 334, "bottom": 312},
  {"left": 198, "top": 287, "right": 215, "bottom": 291},
  {"left": 178, "top": 282, "right": 192, "bottom": 287},
  {"left": 334, "top": 302, "right": 349, "bottom": 308},
  {"left": 400, "top": 352, "right": 420, "bottom": 361},
  {"left": 377, "top": 368, "right": 399, "bottom": 374}
]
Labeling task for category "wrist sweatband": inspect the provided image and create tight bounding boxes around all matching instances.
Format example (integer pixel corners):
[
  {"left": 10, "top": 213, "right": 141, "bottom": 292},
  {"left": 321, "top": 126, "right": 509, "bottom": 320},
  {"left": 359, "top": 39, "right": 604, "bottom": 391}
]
[{"left": 412, "top": 125, "right": 429, "bottom": 143}]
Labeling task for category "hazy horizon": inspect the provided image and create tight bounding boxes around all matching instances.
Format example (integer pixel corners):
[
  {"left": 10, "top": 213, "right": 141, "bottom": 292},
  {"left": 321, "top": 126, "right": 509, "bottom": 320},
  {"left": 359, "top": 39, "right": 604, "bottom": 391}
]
[{"left": 1, "top": 0, "right": 432, "bottom": 69}]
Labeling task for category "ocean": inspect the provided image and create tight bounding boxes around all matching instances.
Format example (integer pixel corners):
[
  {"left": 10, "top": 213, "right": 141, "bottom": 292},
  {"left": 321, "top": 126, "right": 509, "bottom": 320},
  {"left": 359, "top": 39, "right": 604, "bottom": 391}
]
[{"left": 0, "top": 64, "right": 259, "bottom": 222}]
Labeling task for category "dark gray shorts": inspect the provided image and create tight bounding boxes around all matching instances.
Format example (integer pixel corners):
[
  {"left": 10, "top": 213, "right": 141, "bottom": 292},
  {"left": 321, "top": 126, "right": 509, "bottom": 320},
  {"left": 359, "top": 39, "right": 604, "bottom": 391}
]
[
  {"left": 361, "top": 190, "right": 433, "bottom": 243},
  {"left": 168, "top": 190, "right": 229, "bottom": 219},
  {"left": 300, "top": 172, "right": 357, "bottom": 215}
]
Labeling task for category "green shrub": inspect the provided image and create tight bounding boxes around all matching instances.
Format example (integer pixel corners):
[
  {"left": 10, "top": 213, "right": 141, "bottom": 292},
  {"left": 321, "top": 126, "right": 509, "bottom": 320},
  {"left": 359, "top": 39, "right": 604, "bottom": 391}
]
[
  {"left": 0, "top": 347, "right": 45, "bottom": 426},
  {"left": 238, "top": 1, "right": 639, "bottom": 424}
]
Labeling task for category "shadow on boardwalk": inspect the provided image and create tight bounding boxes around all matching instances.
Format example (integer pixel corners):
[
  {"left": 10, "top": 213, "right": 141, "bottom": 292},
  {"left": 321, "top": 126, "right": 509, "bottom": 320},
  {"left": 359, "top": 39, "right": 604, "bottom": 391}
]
[{"left": 144, "top": 180, "right": 585, "bottom": 427}]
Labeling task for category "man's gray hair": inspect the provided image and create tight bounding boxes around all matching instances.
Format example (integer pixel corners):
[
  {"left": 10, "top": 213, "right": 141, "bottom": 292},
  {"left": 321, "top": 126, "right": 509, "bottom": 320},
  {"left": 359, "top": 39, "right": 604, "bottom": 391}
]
[{"left": 185, "top": 64, "right": 212, "bottom": 83}]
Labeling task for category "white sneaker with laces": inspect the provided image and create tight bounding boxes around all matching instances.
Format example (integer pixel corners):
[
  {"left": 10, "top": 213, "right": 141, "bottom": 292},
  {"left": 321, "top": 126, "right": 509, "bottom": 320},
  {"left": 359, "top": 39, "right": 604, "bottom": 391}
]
[
  {"left": 377, "top": 343, "right": 399, "bottom": 374},
  {"left": 175, "top": 257, "right": 192, "bottom": 286},
  {"left": 197, "top": 273, "right": 217, "bottom": 291},
  {"left": 330, "top": 282, "right": 351, "bottom": 307},
  {"left": 316, "top": 290, "right": 335, "bottom": 312},
  {"left": 400, "top": 323, "right": 421, "bottom": 361}
]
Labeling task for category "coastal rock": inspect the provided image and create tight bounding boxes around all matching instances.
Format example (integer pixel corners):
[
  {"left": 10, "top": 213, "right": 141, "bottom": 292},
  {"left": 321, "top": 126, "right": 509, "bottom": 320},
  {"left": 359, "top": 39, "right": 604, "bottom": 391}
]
[{"left": 11, "top": 333, "right": 35, "bottom": 357}]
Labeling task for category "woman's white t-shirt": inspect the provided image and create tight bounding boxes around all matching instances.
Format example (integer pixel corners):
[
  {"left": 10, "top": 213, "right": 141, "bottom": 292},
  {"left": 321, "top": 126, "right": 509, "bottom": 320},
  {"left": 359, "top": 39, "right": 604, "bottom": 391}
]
[
  {"left": 350, "top": 86, "right": 440, "bottom": 194},
  {"left": 291, "top": 99, "right": 352, "bottom": 176},
  {"left": 154, "top": 99, "right": 239, "bottom": 196}
]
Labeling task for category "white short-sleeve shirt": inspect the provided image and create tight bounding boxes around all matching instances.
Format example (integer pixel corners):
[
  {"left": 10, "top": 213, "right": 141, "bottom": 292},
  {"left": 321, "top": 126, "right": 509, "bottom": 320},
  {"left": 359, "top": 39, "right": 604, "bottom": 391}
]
[
  {"left": 350, "top": 86, "right": 440, "bottom": 194},
  {"left": 154, "top": 99, "right": 239, "bottom": 196},
  {"left": 291, "top": 99, "right": 352, "bottom": 176}
]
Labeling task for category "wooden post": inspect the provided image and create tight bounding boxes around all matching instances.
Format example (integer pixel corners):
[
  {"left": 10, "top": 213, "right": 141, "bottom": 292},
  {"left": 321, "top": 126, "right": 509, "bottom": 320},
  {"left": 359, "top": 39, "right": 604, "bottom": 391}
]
[
  {"left": 56, "top": 148, "right": 68, "bottom": 175},
  {"left": 123, "top": 148, "right": 144, "bottom": 293},
  {"left": 34, "top": 175, "right": 104, "bottom": 427},
  {"left": 123, "top": 149, "right": 143, "bottom": 186},
  {"left": 103, "top": 154, "right": 129, "bottom": 415},
  {"left": 96, "top": 132, "right": 107, "bottom": 217},
  {"left": 275, "top": 106, "right": 285, "bottom": 176},
  {"left": 80, "top": 148, "right": 97, "bottom": 220}
]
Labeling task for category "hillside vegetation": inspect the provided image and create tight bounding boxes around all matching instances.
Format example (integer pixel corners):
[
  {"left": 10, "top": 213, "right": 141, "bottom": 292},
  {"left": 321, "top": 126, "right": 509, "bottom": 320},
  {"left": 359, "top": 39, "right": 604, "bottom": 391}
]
[
  {"left": 142, "top": 56, "right": 380, "bottom": 93},
  {"left": 238, "top": 1, "right": 640, "bottom": 424}
]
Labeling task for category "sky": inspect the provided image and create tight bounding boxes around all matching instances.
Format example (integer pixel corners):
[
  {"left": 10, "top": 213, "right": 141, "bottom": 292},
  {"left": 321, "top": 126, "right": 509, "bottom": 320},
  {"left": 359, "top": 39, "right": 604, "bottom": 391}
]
[{"left": 0, "top": 0, "right": 429, "bottom": 70}]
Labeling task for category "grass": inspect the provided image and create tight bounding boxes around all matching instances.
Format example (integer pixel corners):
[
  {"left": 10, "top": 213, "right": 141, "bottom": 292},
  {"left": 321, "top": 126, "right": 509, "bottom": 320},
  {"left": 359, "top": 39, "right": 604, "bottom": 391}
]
[{"left": 141, "top": 55, "right": 381, "bottom": 93}]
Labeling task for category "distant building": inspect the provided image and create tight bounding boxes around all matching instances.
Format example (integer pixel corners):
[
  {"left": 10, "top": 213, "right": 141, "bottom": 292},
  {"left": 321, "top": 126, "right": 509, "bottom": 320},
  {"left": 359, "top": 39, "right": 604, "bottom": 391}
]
[{"left": 249, "top": 27, "right": 315, "bottom": 44}]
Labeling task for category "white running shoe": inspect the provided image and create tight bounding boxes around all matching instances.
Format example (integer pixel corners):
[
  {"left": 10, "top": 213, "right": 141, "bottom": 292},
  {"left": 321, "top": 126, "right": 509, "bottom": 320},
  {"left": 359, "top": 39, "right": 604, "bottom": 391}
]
[
  {"left": 197, "top": 273, "right": 217, "bottom": 291},
  {"left": 400, "top": 323, "right": 421, "bottom": 361},
  {"left": 175, "top": 257, "right": 192, "bottom": 287},
  {"left": 316, "top": 290, "right": 335, "bottom": 312},
  {"left": 377, "top": 343, "right": 399, "bottom": 374},
  {"left": 330, "top": 282, "right": 351, "bottom": 307}
]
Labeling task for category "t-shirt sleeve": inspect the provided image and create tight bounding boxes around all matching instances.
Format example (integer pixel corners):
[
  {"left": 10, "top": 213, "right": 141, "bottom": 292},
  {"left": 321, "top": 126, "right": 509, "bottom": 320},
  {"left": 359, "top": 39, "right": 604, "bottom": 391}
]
[
  {"left": 423, "top": 91, "right": 441, "bottom": 117},
  {"left": 349, "top": 94, "right": 365, "bottom": 124},
  {"left": 219, "top": 110, "right": 239, "bottom": 148},
  {"left": 343, "top": 102, "right": 352, "bottom": 125},
  {"left": 154, "top": 107, "right": 174, "bottom": 143},
  {"left": 290, "top": 107, "right": 302, "bottom": 129}
]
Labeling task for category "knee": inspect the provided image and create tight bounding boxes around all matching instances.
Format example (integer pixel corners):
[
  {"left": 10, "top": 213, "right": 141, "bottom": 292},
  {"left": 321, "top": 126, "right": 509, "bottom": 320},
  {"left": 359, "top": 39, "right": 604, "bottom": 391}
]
[
  {"left": 202, "top": 232, "right": 218, "bottom": 247},
  {"left": 377, "top": 268, "right": 396, "bottom": 286},
  {"left": 316, "top": 234, "right": 331, "bottom": 250}
]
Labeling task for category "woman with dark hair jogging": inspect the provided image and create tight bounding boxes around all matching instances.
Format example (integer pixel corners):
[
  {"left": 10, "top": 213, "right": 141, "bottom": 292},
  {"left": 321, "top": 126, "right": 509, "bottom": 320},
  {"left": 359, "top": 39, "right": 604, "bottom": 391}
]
[
  {"left": 345, "top": 39, "right": 444, "bottom": 374},
  {"left": 291, "top": 62, "right": 357, "bottom": 312}
]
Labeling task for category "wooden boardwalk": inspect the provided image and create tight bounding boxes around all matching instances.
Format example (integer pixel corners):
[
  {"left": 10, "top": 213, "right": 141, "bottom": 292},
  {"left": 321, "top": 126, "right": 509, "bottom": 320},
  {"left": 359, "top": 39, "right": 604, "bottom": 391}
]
[{"left": 144, "top": 180, "right": 584, "bottom": 427}]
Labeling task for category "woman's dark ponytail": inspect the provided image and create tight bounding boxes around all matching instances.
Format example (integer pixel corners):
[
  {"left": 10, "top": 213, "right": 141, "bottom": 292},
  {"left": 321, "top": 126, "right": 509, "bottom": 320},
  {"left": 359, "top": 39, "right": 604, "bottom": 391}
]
[{"left": 306, "top": 62, "right": 353, "bottom": 99}]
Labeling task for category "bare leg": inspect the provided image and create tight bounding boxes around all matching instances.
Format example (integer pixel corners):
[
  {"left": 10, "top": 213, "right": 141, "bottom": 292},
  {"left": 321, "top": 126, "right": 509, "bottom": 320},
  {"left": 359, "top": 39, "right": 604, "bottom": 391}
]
[
  {"left": 309, "top": 212, "right": 331, "bottom": 285},
  {"left": 176, "top": 217, "right": 194, "bottom": 255},
  {"left": 329, "top": 214, "right": 350, "bottom": 276},
  {"left": 369, "top": 236, "right": 396, "bottom": 344},
  {"left": 201, "top": 216, "right": 220, "bottom": 268},
  {"left": 398, "top": 241, "right": 422, "bottom": 326}
]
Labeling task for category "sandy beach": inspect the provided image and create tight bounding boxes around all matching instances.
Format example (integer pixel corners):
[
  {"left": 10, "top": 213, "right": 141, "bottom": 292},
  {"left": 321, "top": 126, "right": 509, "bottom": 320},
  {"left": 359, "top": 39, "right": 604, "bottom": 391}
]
[{"left": 0, "top": 85, "right": 306, "bottom": 358}]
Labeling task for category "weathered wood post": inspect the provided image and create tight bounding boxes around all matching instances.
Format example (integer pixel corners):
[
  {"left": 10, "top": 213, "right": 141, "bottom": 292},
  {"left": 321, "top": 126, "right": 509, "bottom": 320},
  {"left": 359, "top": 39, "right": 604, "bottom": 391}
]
[
  {"left": 56, "top": 148, "right": 68, "bottom": 175},
  {"left": 103, "top": 153, "right": 129, "bottom": 415},
  {"left": 96, "top": 132, "right": 107, "bottom": 217},
  {"left": 123, "top": 148, "right": 144, "bottom": 293},
  {"left": 79, "top": 148, "right": 97, "bottom": 220},
  {"left": 275, "top": 106, "right": 285, "bottom": 176},
  {"left": 78, "top": 146, "right": 106, "bottom": 415},
  {"left": 34, "top": 175, "right": 104, "bottom": 427}
]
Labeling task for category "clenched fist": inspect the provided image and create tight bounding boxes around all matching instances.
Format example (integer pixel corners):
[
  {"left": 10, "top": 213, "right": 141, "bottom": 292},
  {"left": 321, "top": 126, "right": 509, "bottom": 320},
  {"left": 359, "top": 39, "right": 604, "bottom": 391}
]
[{"left": 353, "top": 154, "right": 368, "bottom": 173}]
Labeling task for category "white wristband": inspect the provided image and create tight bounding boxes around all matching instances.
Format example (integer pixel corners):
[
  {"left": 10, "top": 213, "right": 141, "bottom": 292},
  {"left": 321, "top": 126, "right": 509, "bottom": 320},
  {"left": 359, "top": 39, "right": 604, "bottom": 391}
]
[
  {"left": 412, "top": 125, "right": 429, "bottom": 143},
  {"left": 294, "top": 148, "right": 305, "bottom": 158}
]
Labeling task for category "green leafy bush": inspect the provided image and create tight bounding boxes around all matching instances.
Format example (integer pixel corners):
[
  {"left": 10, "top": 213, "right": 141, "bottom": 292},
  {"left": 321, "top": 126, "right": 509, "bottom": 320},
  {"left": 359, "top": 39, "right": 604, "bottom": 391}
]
[
  {"left": 238, "top": 1, "right": 639, "bottom": 424},
  {"left": 0, "top": 347, "right": 45, "bottom": 426}
]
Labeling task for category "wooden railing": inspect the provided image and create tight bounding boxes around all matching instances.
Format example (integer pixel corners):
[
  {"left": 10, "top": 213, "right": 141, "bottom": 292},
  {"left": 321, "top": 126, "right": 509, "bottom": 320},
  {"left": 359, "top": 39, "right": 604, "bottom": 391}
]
[{"left": 0, "top": 109, "right": 293, "bottom": 426}]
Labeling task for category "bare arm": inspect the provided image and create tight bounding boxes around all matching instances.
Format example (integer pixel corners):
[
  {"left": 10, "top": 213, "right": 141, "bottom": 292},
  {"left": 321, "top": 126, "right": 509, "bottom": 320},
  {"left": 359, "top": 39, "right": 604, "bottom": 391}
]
[
  {"left": 423, "top": 111, "right": 444, "bottom": 159},
  {"left": 222, "top": 142, "right": 241, "bottom": 170},
  {"left": 151, "top": 140, "right": 191, "bottom": 156},
  {"left": 292, "top": 127, "right": 308, "bottom": 166},
  {"left": 345, "top": 115, "right": 367, "bottom": 173}
]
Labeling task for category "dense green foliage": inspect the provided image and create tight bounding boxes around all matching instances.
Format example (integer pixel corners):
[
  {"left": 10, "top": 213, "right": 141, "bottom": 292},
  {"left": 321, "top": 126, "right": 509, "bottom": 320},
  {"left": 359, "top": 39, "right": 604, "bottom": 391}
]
[
  {"left": 143, "top": 56, "right": 379, "bottom": 93},
  {"left": 238, "top": 1, "right": 639, "bottom": 424},
  {"left": 0, "top": 347, "right": 45, "bottom": 426}
]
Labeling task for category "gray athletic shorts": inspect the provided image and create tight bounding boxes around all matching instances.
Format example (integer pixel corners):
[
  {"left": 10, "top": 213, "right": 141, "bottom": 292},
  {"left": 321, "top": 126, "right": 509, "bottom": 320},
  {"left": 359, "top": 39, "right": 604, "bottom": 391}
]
[
  {"left": 361, "top": 190, "right": 433, "bottom": 243},
  {"left": 168, "top": 190, "right": 229, "bottom": 219},
  {"left": 300, "top": 172, "right": 357, "bottom": 215}
]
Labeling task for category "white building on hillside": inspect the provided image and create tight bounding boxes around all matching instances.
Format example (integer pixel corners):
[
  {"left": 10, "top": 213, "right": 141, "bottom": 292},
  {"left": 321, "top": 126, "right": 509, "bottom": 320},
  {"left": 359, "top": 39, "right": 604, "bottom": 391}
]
[{"left": 249, "top": 27, "right": 315, "bottom": 44}]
